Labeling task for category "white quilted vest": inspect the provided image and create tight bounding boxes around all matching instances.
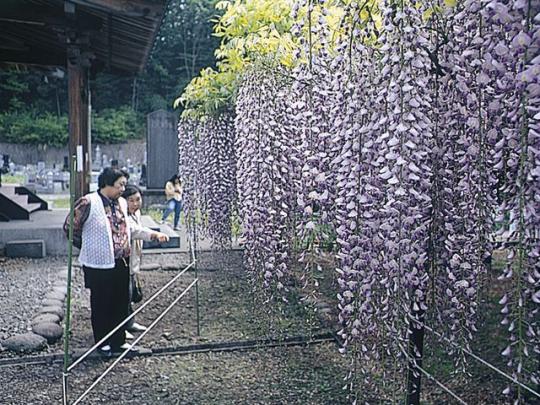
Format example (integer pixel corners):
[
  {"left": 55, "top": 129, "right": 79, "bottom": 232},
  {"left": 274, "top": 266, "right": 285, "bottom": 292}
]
[{"left": 78, "top": 192, "right": 130, "bottom": 269}]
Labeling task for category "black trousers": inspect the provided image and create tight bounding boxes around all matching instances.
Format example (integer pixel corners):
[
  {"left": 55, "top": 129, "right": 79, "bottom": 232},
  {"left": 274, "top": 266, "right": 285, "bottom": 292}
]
[
  {"left": 83, "top": 258, "right": 130, "bottom": 350},
  {"left": 126, "top": 274, "right": 136, "bottom": 330}
]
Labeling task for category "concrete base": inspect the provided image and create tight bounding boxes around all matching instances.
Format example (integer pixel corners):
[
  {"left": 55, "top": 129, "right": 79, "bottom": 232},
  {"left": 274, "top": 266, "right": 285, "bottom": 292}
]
[
  {"left": 6, "top": 239, "right": 46, "bottom": 258},
  {"left": 0, "top": 208, "right": 209, "bottom": 256},
  {"left": 140, "top": 215, "right": 180, "bottom": 249},
  {"left": 0, "top": 210, "right": 67, "bottom": 255}
]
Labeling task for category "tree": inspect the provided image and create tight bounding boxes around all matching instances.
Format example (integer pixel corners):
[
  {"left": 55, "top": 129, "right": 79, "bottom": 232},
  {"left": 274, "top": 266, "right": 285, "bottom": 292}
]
[{"left": 138, "top": 0, "right": 220, "bottom": 113}]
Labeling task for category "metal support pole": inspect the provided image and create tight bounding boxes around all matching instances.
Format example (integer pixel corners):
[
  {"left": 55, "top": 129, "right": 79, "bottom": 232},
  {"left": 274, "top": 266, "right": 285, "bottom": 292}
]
[
  {"left": 193, "top": 217, "right": 200, "bottom": 337},
  {"left": 62, "top": 155, "right": 77, "bottom": 405},
  {"left": 191, "top": 134, "right": 200, "bottom": 337},
  {"left": 62, "top": 372, "right": 69, "bottom": 405},
  {"left": 406, "top": 296, "right": 425, "bottom": 405}
]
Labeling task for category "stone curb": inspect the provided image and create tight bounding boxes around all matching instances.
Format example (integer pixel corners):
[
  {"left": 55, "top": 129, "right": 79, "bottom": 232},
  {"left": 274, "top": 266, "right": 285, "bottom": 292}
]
[{"left": 5, "top": 266, "right": 68, "bottom": 353}]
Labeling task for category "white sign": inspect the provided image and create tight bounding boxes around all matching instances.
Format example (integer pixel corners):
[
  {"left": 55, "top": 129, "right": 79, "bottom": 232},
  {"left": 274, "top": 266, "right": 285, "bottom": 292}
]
[{"left": 77, "top": 145, "right": 83, "bottom": 172}]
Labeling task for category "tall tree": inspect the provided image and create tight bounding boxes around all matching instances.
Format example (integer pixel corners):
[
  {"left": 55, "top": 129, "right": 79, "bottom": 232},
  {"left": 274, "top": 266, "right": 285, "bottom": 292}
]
[{"left": 137, "top": 0, "right": 220, "bottom": 113}]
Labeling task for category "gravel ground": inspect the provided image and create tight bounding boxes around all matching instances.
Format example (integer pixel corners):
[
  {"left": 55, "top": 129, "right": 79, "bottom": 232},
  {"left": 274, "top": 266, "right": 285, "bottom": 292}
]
[
  {"left": 0, "top": 252, "right": 522, "bottom": 404},
  {"left": 1, "top": 342, "right": 349, "bottom": 405},
  {"left": 0, "top": 256, "right": 66, "bottom": 342},
  {"left": 0, "top": 251, "right": 349, "bottom": 405}
]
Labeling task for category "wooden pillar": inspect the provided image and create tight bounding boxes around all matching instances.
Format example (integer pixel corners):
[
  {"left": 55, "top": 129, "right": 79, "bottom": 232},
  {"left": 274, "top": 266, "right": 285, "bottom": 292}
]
[{"left": 67, "top": 46, "right": 90, "bottom": 199}]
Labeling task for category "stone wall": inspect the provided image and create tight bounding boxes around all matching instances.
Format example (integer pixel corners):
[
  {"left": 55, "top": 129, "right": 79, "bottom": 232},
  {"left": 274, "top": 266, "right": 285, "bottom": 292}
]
[{"left": 0, "top": 140, "right": 146, "bottom": 167}]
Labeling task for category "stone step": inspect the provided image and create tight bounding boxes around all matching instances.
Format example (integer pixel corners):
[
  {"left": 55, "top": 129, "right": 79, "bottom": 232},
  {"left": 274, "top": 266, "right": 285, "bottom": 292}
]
[
  {"left": 0, "top": 184, "right": 17, "bottom": 196},
  {"left": 4, "top": 194, "right": 41, "bottom": 212},
  {"left": 26, "top": 203, "right": 42, "bottom": 213},
  {"left": 9, "top": 194, "right": 28, "bottom": 206},
  {"left": 6, "top": 239, "right": 46, "bottom": 258}
]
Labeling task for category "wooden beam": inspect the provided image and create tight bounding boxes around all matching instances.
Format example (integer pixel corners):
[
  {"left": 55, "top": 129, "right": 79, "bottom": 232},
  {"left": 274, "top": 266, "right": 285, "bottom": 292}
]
[
  {"left": 67, "top": 46, "right": 90, "bottom": 199},
  {"left": 69, "top": 0, "right": 163, "bottom": 18},
  {"left": 0, "top": 36, "right": 29, "bottom": 51},
  {"left": 0, "top": 7, "right": 102, "bottom": 30},
  {"left": 0, "top": 49, "right": 66, "bottom": 67}
]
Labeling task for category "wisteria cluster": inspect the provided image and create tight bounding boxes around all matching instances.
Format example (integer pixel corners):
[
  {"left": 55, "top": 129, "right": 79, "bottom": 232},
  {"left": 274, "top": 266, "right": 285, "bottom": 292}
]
[
  {"left": 178, "top": 118, "right": 199, "bottom": 241},
  {"left": 234, "top": 65, "right": 300, "bottom": 298},
  {"left": 178, "top": 113, "right": 236, "bottom": 249},
  {"left": 480, "top": 1, "right": 540, "bottom": 399},
  {"left": 178, "top": 0, "right": 540, "bottom": 401}
]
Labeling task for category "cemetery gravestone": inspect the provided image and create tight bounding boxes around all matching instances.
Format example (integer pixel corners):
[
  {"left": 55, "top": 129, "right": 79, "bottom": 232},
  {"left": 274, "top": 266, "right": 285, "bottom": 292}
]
[{"left": 146, "top": 110, "right": 178, "bottom": 189}]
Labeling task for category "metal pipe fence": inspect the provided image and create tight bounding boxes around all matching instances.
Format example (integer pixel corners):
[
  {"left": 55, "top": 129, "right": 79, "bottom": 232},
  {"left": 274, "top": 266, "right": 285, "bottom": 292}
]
[
  {"left": 66, "top": 261, "right": 195, "bottom": 373},
  {"left": 62, "top": 250, "right": 198, "bottom": 404},
  {"left": 70, "top": 278, "right": 199, "bottom": 405}
]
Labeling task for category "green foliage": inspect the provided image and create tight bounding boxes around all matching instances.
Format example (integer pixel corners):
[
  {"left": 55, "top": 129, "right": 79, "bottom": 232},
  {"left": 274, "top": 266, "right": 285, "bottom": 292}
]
[
  {"left": 0, "top": 0, "right": 220, "bottom": 145},
  {"left": 0, "top": 111, "right": 68, "bottom": 146},
  {"left": 0, "top": 174, "right": 25, "bottom": 184},
  {"left": 91, "top": 106, "right": 144, "bottom": 144},
  {"left": 140, "top": 0, "right": 221, "bottom": 114},
  {"left": 0, "top": 69, "right": 67, "bottom": 115},
  {"left": 177, "top": 0, "right": 298, "bottom": 118},
  {"left": 177, "top": 0, "right": 383, "bottom": 119},
  {"left": 0, "top": 106, "right": 143, "bottom": 146}
]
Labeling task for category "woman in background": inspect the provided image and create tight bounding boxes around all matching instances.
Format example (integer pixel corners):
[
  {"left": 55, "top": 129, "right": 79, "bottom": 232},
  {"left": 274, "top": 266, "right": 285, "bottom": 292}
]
[
  {"left": 122, "top": 185, "right": 168, "bottom": 337},
  {"left": 161, "top": 174, "right": 182, "bottom": 231}
]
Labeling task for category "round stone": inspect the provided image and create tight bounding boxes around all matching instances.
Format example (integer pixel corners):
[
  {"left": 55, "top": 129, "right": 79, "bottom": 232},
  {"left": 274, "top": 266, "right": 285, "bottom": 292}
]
[
  {"left": 32, "top": 322, "right": 63, "bottom": 343},
  {"left": 39, "top": 306, "right": 64, "bottom": 320},
  {"left": 54, "top": 279, "right": 68, "bottom": 288},
  {"left": 162, "top": 264, "right": 185, "bottom": 271},
  {"left": 32, "top": 313, "right": 61, "bottom": 326},
  {"left": 45, "top": 291, "right": 65, "bottom": 302},
  {"left": 140, "top": 263, "right": 161, "bottom": 271},
  {"left": 42, "top": 298, "right": 64, "bottom": 308},
  {"left": 2, "top": 333, "right": 47, "bottom": 353},
  {"left": 52, "top": 286, "right": 67, "bottom": 295}
]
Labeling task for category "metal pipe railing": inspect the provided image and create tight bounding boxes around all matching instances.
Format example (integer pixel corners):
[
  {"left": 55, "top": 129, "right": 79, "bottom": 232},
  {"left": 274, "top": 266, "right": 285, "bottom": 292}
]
[
  {"left": 67, "top": 260, "right": 195, "bottom": 373},
  {"left": 71, "top": 278, "right": 199, "bottom": 405}
]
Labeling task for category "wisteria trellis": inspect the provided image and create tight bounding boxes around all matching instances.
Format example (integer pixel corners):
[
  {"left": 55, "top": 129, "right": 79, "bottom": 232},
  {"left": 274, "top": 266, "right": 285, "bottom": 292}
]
[{"left": 177, "top": 0, "right": 540, "bottom": 402}]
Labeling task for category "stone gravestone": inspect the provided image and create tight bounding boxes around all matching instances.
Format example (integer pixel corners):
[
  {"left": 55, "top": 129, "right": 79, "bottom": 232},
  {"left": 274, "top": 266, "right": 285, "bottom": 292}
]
[{"left": 146, "top": 110, "right": 178, "bottom": 189}]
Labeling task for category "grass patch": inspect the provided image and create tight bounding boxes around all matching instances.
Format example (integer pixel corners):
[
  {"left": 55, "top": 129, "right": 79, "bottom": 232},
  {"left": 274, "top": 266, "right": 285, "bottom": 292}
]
[
  {"left": 142, "top": 207, "right": 163, "bottom": 223},
  {"left": 50, "top": 197, "right": 70, "bottom": 209},
  {"left": 1, "top": 174, "right": 25, "bottom": 184}
]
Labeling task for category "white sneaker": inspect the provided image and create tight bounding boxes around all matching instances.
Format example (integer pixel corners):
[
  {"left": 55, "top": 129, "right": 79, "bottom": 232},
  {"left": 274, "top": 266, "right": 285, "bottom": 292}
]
[
  {"left": 100, "top": 344, "right": 111, "bottom": 351},
  {"left": 129, "top": 322, "right": 147, "bottom": 332},
  {"left": 119, "top": 343, "right": 140, "bottom": 352},
  {"left": 125, "top": 331, "right": 134, "bottom": 340}
]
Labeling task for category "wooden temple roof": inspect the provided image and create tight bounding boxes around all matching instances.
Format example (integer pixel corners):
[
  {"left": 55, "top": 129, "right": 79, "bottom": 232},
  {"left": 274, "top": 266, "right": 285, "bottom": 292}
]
[{"left": 0, "top": 0, "right": 169, "bottom": 74}]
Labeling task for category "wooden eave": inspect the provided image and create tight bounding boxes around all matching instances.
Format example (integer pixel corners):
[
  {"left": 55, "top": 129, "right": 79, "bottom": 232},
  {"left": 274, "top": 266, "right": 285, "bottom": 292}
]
[{"left": 0, "top": 0, "right": 169, "bottom": 74}]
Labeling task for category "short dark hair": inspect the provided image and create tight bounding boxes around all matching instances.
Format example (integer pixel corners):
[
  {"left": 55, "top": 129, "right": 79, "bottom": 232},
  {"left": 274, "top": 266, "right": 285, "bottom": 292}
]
[
  {"left": 98, "top": 167, "right": 127, "bottom": 189},
  {"left": 168, "top": 174, "right": 181, "bottom": 184},
  {"left": 122, "top": 184, "right": 142, "bottom": 199}
]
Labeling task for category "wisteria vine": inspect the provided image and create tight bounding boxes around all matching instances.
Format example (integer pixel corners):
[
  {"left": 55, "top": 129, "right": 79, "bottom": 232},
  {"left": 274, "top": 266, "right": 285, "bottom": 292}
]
[{"left": 177, "top": 0, "right": 540, "bottom": 402}]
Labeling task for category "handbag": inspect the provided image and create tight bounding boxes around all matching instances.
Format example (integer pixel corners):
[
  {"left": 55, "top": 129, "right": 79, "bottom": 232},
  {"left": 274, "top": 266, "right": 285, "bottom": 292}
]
[{"left": 131, "top": 274, "right": 143, "bottom": 304}]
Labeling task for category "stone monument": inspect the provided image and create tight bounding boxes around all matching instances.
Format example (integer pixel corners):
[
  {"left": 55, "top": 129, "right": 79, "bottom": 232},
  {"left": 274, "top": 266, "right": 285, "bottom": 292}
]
[{"left": 146, "top": 110, "right": 178, "bottom": 189}]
